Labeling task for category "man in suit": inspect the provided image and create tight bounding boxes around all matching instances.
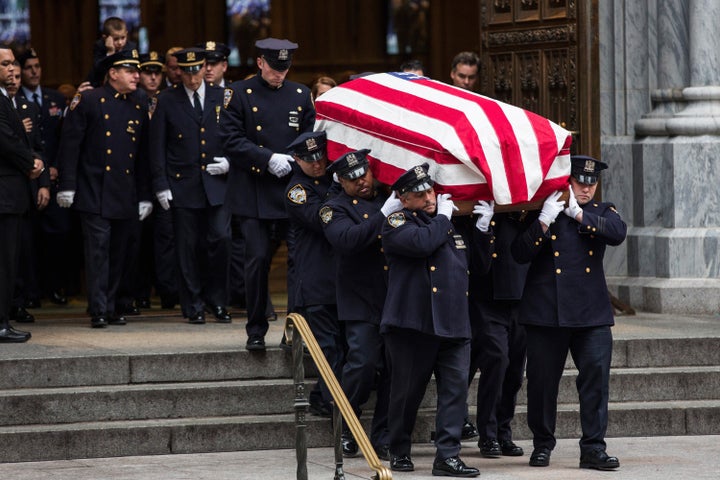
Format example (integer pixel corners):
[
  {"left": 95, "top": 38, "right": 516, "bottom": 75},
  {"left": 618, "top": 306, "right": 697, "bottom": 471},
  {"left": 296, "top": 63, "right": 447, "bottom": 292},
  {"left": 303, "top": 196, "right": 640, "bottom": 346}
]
[
  {"left": 511, "top": 155, "right": 627, "bottom": 470},
  {"left": 220, "top": 38, "right": 315, "bottom": 350},
  {"left": 150, "top": 48, "right": 231, "bottom": 325},
  {"left": 381, "top": 163, "right": 484, "bottom": 477},
  {"left": 56, "top": 49, "right": 153, "bottom": 328},
  {"left": 0, "top": 47, "right": 44, "bottom": 342}
]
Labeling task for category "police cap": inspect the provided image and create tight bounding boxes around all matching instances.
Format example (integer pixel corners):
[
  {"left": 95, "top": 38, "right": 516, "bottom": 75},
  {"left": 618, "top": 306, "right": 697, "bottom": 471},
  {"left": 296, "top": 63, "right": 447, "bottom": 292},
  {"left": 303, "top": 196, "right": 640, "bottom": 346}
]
[
  {"left": 100, "top": 49, "right": 141, "bottom": 76},
  {"left": 391, "top": 163, "right": 435, "bottom": 195},
  {"left": 327, "top": 149, "right": 371, "bottom": 180},
  {"left": 255, "top": 37, "right": 298, "bottom": 71},
  {"left": 139, "top": 51, "right": 165, "bottom": 73},
  {"left": 198, "top": 41, "right": 230, "bottom": 64},
  {"left": 287, "top": 131, "right": 327, "bottom": 162},
  {"left": 570, "top": 155, "right": 608, "bottom": 185},
  {"left": 173, "top": 47, "right": 206, "bottom": 73}
]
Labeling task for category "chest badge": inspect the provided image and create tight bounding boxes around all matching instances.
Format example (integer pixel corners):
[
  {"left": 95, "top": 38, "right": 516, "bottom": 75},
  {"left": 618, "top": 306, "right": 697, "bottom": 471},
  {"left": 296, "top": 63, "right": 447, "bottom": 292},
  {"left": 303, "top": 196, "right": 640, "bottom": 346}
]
[
  {"left": 287, "top": 184, "right": 307, "bottom": 204},
  {"left": 387, "top": 212, "right": 406, "bottom": 228},
  {"left": 320, "top": 206, "right": 333, "bottom": 224},
  {"left": 223, "top": 88, "right": 233, "bottom": 109}
]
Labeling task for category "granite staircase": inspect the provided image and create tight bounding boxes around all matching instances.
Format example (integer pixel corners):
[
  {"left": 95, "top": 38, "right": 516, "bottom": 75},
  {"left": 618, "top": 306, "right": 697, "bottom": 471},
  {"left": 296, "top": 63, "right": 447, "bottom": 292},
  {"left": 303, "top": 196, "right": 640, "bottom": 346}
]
[{"left": 0, "top": 320, "right": 719, "bottom": 463}]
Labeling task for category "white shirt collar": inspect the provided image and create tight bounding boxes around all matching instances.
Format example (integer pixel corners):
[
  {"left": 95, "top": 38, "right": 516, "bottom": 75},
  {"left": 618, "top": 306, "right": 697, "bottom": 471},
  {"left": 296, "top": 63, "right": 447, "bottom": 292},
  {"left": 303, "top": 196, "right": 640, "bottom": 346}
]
[{"left": 183, "top": 81, "right": 206, "bottom": 105}]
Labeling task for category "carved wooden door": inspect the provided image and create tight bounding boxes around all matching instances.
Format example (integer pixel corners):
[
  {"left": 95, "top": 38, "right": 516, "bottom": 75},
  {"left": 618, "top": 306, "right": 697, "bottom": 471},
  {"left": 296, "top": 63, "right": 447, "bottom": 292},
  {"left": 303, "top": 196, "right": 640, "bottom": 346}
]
[{"left": 479, "top": 0, "right": 598, "bottom": 156}]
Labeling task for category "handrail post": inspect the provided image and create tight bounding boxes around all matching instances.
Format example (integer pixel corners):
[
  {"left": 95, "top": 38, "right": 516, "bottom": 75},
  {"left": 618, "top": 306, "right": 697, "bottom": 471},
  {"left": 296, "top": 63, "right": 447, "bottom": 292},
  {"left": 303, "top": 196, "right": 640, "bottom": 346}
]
[
  {"left": 333, "top": 403, "right": 345, "bottom": 480},
  {"left": 291, "top": 318, "right": 309, "bottom": 480}
]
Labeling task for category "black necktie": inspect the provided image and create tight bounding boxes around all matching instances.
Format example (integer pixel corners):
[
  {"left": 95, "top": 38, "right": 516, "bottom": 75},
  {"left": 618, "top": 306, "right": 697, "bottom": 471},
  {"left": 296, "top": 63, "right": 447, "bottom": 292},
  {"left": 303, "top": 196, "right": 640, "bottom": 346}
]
[
  {"left": 193, "top": 91, "right": 202, "bottom": 119},
  {"left": 32, "top": 92, "right": 41, "bottom": 107}
]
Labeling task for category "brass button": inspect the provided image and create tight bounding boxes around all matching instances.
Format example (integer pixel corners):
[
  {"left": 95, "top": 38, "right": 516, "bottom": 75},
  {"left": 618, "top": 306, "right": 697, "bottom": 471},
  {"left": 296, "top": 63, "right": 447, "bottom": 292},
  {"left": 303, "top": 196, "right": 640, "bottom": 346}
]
[
  {"left": 587, "top": 225, "right": 592, "bottom": 230},
  {"left": 125, "top": 169, "right": 130, "bottom": 174},
  {"left": 586, "top": 267, "right": 591, "bottom": 273},
  {"left": 556, "top": 268, "right": 561, "bottom": 274},
  {"left": 105, "top": 165, "right": 111, "bottom": 171},
  {"left": 589, "top": 250, "right": 594, "bottom": 256},
  {"left": 432, "top": 287, "right": 438, "bottom": 293},
  {"left": 201, "top": 139, "right": 206, "bottom": 145},
  {"left": 131, "top": 137, "right": 136, "bottom": 142},
  {"left": 297, "top": 88, "right": 302, "bottom": 93},
  {"left": 534, "top": 242, "right": 539, "bottom": 246},
  {"left": 383, "top": 265, "right": 388, "bottom": 271},
  {"left": 363, "top": 213, "right": 369, "bottom": 219},
  {"left": 430, "top": 266, "right": 436, "bottom": 271},
  {"left": 592, "top": 227, "right": 597, "bottom": 232},
  {"left": 105, "top": 131, "right": 111, "bottom": 137},
  {"left": 100, "top": 97, "right": 106, "bottom": 103},
  {"left": 104, "top": 114, "right": 109, "bottom": 119},
  {"left": 201, "top": 153, "right": 206, "bottom": 158},
  {"left": 256, "top": 125, "right": 262, "bottom": 131},
  {"left": 252, "top": 106, "right": 258, "bottom": 112},
  {"left": 377, "top": 234, "right": 382, "bottom": 239},
  {"left": 201, "top": 165, "right": 206, "bottom": 170},
  {"left": 380, "top": 247, "right": 384, "bottom": 253},
  {"left": 175, "top": 173, "right": 181, "bottom": 178},
  {"left": 298, "top": 106, "right": 302, "bottom": 111},
  {"left": 106, "top": 149, "right": 112, "bottom": 155},
  {"left": 492, "top": 252, "right": 498, "bottom": 258},
  {"left": 129, "top": 153, "right": 133, "bottom": 158},
  {"left": 490, "top": 220, "right": 495, "bottom": 226},
  {"left": 178, "top": 134, "right": 183, "bottom": 139},
  {"left": 314, "top": 180, "right": 319, "bottom": 185},
  {"left": 551, "top": 235, "right": 557, "bottom": 240},
  {"left": 246, "top": 88, "right": 252, "bottom": 94},
  {"left": 200, "top": 127, "right": 205, "bottom": 133},
  {"left": 554, "top": 251, "right": 559, "bottom": 257},
  {"left": 352, "top": 199, "right": 358, "bottom": 204}
]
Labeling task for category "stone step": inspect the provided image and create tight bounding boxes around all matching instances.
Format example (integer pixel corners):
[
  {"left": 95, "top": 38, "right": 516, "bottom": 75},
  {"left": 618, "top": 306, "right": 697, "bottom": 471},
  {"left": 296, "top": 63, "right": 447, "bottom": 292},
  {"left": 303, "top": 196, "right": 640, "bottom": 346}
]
[
  {"left": 2, "top": 365, "right": 719, "bottom": 427},
  {"left": 1, "top": 399, "right": 718, "bottom": 463}
]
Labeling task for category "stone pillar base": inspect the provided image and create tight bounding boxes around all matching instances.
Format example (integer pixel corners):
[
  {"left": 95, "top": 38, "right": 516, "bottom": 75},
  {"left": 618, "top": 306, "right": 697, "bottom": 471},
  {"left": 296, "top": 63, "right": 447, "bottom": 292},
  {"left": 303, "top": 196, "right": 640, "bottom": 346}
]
[{"left": 607, "top": 276, "right": 720, "bottom": 314}]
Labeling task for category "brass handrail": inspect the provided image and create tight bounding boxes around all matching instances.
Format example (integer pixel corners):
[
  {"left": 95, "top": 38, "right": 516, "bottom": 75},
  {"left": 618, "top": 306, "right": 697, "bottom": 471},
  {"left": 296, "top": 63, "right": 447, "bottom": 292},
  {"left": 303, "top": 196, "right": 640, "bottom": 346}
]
[{"left": 285, "top": 312, "right": 392, "bottom": 480}]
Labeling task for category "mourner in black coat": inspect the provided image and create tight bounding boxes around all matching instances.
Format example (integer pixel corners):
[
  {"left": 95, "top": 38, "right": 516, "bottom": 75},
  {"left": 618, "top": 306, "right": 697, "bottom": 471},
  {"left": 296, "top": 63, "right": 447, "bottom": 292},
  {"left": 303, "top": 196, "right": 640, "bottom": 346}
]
[{"left": 511, "top": 155, "right": 627, "bottom": 471}]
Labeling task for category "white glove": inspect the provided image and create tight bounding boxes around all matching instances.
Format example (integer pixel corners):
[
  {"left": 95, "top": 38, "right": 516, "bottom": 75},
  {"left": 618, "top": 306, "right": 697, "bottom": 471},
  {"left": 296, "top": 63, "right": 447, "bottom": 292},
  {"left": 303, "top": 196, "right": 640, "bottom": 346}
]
[
  {"left": 156, "top": 189, "right": 173, "bottom": 211},
  {"left": 473, "top": 200, "right": 495, "bottom": 232},
  {"left": 564, "top": 185, "right": 582, "bottom": 220},
  {"left": 206, "top": 156, "right": 229, "bottom": 175},
  {"left": 436, "top": 193, "right": 458, "bottom": 219},
  {"left": 380, "top": 191, "right": 403, "bottom": 217},
  {"left": 138, "top": 201, "right": 153, "bottom": 221},
  {"left": 268, "top": 153, "right": 294, "bottom": 178},
  {"left": 538, "top": 190, "right": 565, "bottom": 227},
  {"left": 57, "top": 190, "right": 75, "bottom": 208}
]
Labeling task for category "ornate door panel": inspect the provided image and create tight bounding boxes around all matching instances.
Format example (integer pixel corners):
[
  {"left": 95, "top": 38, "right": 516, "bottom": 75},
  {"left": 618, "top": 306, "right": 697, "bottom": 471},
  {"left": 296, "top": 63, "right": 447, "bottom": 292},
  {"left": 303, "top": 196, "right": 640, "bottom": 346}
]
[{"left": 479, "top": 0, "right": 598, "bottom": 156}]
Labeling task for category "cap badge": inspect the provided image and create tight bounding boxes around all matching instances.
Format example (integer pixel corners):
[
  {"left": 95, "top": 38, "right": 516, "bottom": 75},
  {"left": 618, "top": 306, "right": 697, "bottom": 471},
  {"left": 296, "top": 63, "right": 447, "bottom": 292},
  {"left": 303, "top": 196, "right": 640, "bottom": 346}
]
[
  {"left": 584, "top": 159, "right": 595, "bottom": 172},
  {"left": 188, "top": 51, "right": 196, "bottom": 61},
  {"left": 30, "top": 48, "right": 37, "bottom": 56},
  {"left": 414, "top": 165, "right": 427, "bottom": 179},
  {"left": 278, "top": 49, "right": 289, "bottom": 60},
  {"left": 150, "top": 51, "right": 158, "bottom": 61},
  {"left": 132, "top": 49, "right": 139, "bottom": 58},
  {"left": 346, "top": 153, "right": 358, "bottom": 167},
  {"left": 207, "top": 41, "right": 216, "bottom": 50},
  {"left": 305, "top": 137, "right": 317, "bottom": 151}
]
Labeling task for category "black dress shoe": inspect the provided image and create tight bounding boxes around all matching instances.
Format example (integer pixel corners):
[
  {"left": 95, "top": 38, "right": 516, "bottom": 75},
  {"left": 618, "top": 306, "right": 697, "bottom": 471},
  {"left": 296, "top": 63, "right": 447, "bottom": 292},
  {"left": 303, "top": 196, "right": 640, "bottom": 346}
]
[
  {"left": 246, "top": 336, "right": 266, "bottom": 351},
  {"left": 49, "top": 291, "right": 68, "bottom": 305},
  {"left": 341, "top": 431, "right": 359, "bottom": 457},
  {"left": 374, "top": 444, "right": 390, "bottom": 461},
  {"left": 109, "top": 315, "right": 127, "bottom": 325},
  {"left": 500, "top": 439, "right": 524, "bottom": 456},
  {"left": 118, "top": 304, "right": 141, "bottom": 316},
  {"left": 580, "top": 448, "right": 620, "bottom": 470},
  {"left": 24, "top": 299, "right": 41, "bottom": 309},
  {"left": 529, "top": 447, "right": 551, "bottom": 467},
  {"left": 91, "top": 316, "right": 108, "bottom": 328},
  {"left": 206, "top": 305, "right": 232, "bottom": 323},
  {"left": 188, "top": 313, "right": 206, "bottom": 325},
  {"left": 10, "top": 306, "right": 35, "bottom": 323},
  {"left": 479, "top": 438, "right": 502, "bottom": 458},
  {"left": 390, "top": 454, "right": 414, "bottom": 472},
  {"left": 461, "top": 418, "right": 479, "bottom": 440},
  {"left": 0, "top": 326, "right": 31, "bottom": 343},
  {"left": 431, "top": 456, "right": 479, "bottom": 477}
]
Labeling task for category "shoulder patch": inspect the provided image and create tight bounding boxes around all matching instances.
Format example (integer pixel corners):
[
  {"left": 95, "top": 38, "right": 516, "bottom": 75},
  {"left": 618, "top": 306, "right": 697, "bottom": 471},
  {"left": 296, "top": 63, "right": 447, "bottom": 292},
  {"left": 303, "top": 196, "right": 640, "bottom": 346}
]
[
  {"left": 287, "top": 184, "right": 307, "bottom": 204},
  {"left": 149, "top": 96, "right": 157, "bottom": 117},
  {"left": 223, "top": 88, "right": 233, "bottom": 108},
  {"left": 387, "top": 212, "right": 406, "bottom": 228},
  {"left": 320, "top": 206, "right": 333, "bottom": 224},
  {"left": 69, "top": 93, "right": 81, "bottom": 111}
]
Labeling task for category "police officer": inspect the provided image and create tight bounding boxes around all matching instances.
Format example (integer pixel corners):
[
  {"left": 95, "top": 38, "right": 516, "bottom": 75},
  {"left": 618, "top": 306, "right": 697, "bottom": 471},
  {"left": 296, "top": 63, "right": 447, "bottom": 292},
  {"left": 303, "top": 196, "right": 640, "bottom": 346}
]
[
  {"left": 511, "top": 155, "right": 627, "bottom": 470},
  {"left": 381, "top": 163, "right": 481, "bottom": 477},
  {"left": 16, "top": 48, "right": 71, "bottom": 307},
  {"left": 198, "top": 41, "right": 231, "bottom": 87},
  {"left": 56, "top": 49, "right": 153, "bottom": 328},
  {"left": 150, "top": 47, "right": 232, "bottom": 325},
  {"left": 0, "top": 46, "right": 44, "bottom": 342},
  {"left": 220, "top": 37, "right": 315, "bottom": 350},
  {"left": 137, "top": 50, "right": 179, "bottom": 310},
  {"left": 321, "top": 149, "right": 400, "bottom": 460},
  {"left": 464, "top": 206, "right": 528, "bottom": 459},
  {"left": 285, "top": 130, "right": 342, "bottom": 418}
]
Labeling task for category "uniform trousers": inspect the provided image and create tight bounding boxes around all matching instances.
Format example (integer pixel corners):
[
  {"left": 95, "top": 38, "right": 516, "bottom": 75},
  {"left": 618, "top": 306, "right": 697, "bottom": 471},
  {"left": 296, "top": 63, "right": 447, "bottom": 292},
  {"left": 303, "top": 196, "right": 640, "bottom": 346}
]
[
  {"left": 384, "top": 328, "right": 470, "bottom": 460},
  {"left": 80, "top": 213, "right": 134, "bottom": 316},
  {"left": 13, "top": 212, "right": 41, "bottom": 306},
  {"left": 234, "top": 217, "right": 284, "bottom": 338},
  {"left": 525, "top": 324, "right": 612, "bottom": 454},
  {"left": 468, "top": 299, "right": 526, "bottom": 442},
  {"left": 301, "top": 304, "right": 343, "bottom": 406},
  {"left": 152, "top": 204, "right": 178, "bottom": 302},
  {"left": 0, "top": 214, "right": 21, "bottom": 323},
  {"left": 342, "top": 320, "right": 390, "bottom": 447},
  {"left": 172, "top": 205, "right": 231, "bottom": 317}
]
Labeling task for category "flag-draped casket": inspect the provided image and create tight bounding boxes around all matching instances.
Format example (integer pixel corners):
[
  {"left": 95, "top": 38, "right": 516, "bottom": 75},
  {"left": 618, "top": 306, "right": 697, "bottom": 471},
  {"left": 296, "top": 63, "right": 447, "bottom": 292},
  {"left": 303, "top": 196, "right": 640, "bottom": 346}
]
[{"left": 314, "top": 72, "right": 572, "bottom": 207}]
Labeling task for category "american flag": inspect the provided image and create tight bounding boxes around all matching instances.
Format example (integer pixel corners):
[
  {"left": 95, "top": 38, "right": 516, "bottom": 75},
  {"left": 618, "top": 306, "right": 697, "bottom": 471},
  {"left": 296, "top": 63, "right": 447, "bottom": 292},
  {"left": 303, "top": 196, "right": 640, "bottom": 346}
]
[{"left": 314, "top": 72, "right": 572, "bottom": 206}]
